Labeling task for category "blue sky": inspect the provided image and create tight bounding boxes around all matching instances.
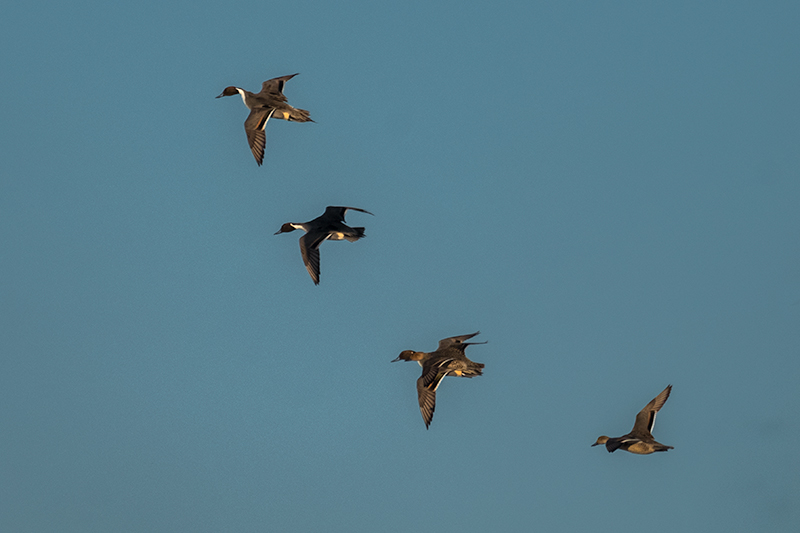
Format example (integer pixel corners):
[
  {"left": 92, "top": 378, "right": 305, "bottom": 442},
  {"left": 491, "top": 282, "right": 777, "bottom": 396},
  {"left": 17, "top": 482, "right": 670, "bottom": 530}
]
[{"left": 2, "top": 0, "right": 799, "bottom": 531}]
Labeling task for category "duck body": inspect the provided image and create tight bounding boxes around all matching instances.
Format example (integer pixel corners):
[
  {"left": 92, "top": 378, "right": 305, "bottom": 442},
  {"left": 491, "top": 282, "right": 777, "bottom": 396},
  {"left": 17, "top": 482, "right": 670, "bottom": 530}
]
[{"left": 596, "top": 436, "right": 674, "bottom": 455}]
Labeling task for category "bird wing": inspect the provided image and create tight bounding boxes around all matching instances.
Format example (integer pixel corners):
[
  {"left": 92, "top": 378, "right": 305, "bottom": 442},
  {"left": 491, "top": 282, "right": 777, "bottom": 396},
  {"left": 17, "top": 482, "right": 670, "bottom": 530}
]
[
  {"left": 260, "top": 73, "right": 298, "bottom": 101},
  {"left": 416, "top": 368, "right": 448, "bottom": 429},
  {"left": 437, "top": 332, "right": 480, "bottom": 350},
  {"left": 341, "top": 206, "right": 375, "bottom": 218},
  {"left": 632, "top": 385, "right": 672, "bottom": 436},
  {"left": 299, "top": 232, "right": 328, "bottom": 285},
  {"left": 605, "top": 437, "right": 627, "bottom": 452},
  {"left": 243, "top": 108, "right": 274, "bottom": 166},
  {"left": 323, "top": 206, "right": 375, "bottom": 223}
]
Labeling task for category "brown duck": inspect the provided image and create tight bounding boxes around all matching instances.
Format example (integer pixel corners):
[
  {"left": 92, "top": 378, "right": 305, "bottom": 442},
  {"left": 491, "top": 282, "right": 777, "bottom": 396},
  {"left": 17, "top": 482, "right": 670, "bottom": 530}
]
[
  {"left": 216, "top": 73, "right": 313, "bottom": 165},
  {"left": 392, "top": 332, "right": 486, "bottom": 429},
  {"left": 592, "top": 385, "right": 674, "bottom": 454}
]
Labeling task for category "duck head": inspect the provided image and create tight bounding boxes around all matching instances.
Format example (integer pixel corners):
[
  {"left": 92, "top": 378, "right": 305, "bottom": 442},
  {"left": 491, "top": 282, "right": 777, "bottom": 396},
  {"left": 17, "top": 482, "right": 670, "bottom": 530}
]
[
  {"left": 392, "top": 350, "right": 425, "bottom": 363},
  {"left": 274, "top": 223, "right": 298, "bottom": 235},
  {"left": 216, "top": 86, "right": 240, "bottom": 98}
]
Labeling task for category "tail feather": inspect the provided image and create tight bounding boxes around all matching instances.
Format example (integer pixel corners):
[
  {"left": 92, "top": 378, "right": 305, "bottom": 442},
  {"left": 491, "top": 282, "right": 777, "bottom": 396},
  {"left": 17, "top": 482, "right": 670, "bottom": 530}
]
[
  {"left": 287, "top": 106, "right": 313, "bottom": 122},
  {"left": 462, "top": 361, "right": 484, "bottom": 378},
  {"left": 344, "top": 227, "right": 366, "bottom": 242}
]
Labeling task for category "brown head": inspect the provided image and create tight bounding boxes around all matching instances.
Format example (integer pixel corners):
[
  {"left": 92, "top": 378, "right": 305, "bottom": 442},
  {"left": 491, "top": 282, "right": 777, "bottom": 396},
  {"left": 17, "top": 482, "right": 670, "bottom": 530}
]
[
  {"left": 391, "top": 350, "right": 425, "bottom": 363},
  {"left": 591, "top": 436, "right": 609, "bottom": 447},
  {"left": 215, "top": 86, "right": 240, "bottom": 98},
  {"left": 274, "top": 223, "right": 298, "bottom": 235}
]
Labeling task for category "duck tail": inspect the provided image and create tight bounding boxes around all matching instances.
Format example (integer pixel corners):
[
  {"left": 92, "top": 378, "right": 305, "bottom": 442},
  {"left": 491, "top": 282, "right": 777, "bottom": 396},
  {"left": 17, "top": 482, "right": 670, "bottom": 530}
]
[
  {"left": 463, "top": 361, "right": 484, "bottom": 377},
  {"left": 286, "top": 106, "right": 313, "bottom": 123},
  {"left": 344, "top": 227, "right": 366, "bottom": 242}
]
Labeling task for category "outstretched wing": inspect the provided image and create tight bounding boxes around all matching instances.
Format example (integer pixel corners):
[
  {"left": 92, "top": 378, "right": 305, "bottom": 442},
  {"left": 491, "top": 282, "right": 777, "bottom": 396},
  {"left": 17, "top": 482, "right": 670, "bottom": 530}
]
[
  {"left": 323, "top": 206, "right": 375, "bottom": 223},
  {"left": 243, "top": 108, "right": 274, "bottom": 166},
  {"left": 437, "top": 332, "right": 481, "bottom": 350},
  {"left": 416, "top": 369, "right": 448, "bottom": 429},
  {"left": 632, "top": 385, "right": 672, "bottom": 435},
  {"left": 260, "top": 73, "right": 299, "bottom": 101},
  {"left": 299, "top": 232, "right": 327, "bottom": 285}
]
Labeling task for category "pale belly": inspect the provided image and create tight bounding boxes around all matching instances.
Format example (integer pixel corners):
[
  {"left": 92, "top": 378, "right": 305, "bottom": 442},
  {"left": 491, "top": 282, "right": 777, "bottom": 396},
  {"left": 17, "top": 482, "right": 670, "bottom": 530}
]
[{"left": 626, "top": 442, "right": 656, "bottom": 455}]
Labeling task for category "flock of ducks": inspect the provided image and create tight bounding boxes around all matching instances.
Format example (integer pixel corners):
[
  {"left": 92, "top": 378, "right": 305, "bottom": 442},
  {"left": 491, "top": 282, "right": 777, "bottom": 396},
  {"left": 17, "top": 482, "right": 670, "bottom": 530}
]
[{"left": 217, "top": 74, "right": 675, "bottom": 452}]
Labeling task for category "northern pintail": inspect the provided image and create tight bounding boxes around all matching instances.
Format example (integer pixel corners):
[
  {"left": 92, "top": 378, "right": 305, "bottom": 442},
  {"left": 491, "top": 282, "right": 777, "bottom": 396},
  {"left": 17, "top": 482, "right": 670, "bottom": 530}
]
[
  {"left": 274, "top": 206, "right": 373, "bottom": 285},
  {"left": 392, "top": 332, "right": 486, "bottom": 429},
  {"left": 216, "top": 73, "right": 313, "bottom": 166},
  {"left": 592, "top": 385, "right": 674, "bottom": 454}
]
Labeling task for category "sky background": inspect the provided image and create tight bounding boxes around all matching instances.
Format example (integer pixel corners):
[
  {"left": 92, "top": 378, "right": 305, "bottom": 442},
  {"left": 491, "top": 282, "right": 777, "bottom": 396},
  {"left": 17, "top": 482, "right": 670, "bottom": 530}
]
[{"left": 2, "top": 1, "right": 799, "bottom": 531}]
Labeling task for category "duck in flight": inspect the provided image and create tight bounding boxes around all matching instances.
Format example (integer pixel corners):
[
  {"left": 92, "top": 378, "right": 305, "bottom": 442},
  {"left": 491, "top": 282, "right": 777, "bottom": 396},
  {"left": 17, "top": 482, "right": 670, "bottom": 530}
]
[
  {"left": 592, "top": 385, "right": 674, "bottom": 454},
  {"left": 216, "top": 73, "right": 313, "bottom": 165},
  {"left": 392, "top": 332, "right": 486, "bottom": 429},
  {"left": 274, "top": 206, "right": 373, "bottom": 285}
]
